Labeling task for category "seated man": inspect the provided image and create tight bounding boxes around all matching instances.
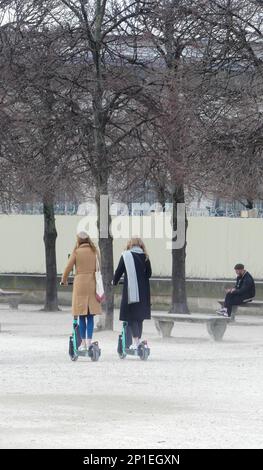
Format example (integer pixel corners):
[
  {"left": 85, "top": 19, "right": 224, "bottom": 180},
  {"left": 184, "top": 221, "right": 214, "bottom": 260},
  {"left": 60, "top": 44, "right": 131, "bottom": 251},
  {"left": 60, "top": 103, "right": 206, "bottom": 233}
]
[{"left": 217, "top": 263, "right": 255, "bottom": 317}]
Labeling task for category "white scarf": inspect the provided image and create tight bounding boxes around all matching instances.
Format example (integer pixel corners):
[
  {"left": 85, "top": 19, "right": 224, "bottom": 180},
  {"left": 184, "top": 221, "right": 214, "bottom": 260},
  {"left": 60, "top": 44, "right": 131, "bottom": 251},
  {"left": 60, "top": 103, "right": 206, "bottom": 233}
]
[{"left": 122, "top": 246, "right": 143, "bottom": 304}]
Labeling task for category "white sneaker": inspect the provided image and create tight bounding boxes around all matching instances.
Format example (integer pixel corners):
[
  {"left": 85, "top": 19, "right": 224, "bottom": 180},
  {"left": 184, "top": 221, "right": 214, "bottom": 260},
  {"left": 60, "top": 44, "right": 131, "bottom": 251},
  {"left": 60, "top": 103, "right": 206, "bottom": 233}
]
[
  {"left": 129, "top": 344, "right": 138, "bottom": 350},
  {"left": 216, "top": 307, "right": 227, "bottom": 315},
  {"left": 78, "top": 344, "right": 86, "bottom": 351}
]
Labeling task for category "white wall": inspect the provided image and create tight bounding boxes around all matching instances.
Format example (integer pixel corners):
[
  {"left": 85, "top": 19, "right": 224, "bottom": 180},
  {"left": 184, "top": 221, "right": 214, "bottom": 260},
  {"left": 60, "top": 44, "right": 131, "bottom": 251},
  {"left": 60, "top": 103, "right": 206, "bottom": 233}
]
[{"left": 0, "top": 214, "right": 262, "bottom": 278}]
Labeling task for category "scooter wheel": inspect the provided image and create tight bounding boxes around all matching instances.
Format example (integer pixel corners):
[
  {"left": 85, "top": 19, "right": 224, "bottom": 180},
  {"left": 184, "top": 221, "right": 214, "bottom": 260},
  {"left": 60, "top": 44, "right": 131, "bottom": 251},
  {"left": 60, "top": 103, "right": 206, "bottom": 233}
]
[
  {"left": 117, "top": 334, "right": 126, "bottom": 359},
  {"left": 138, "top": 344, "right": 150, "bottom": 361},
  {"left": 90, "top": 343, "right": 101, "bottom": 362},
  {"left": 69, "top": 335, "right": 78, "bottom": 361},
  {"left": 70, "top": 354, "right": 78, "bottom": 362}
]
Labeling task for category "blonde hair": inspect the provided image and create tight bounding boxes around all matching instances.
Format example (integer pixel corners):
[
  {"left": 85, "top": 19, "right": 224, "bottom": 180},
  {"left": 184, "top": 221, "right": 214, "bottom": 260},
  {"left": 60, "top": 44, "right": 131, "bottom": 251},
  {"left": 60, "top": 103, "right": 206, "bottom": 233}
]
[
  {"left": 75, "top": 235, "right": 98, "bottom": 254},
  {"left": 126, "top": 236, "right": 149, "bottom": 259}
]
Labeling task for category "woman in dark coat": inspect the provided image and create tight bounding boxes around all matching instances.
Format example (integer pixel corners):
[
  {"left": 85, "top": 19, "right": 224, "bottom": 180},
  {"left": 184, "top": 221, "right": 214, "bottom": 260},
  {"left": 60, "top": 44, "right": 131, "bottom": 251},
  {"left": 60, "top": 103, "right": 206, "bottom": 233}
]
[{"left": 113, "top": 237, "right": 152, "bottom": 349}]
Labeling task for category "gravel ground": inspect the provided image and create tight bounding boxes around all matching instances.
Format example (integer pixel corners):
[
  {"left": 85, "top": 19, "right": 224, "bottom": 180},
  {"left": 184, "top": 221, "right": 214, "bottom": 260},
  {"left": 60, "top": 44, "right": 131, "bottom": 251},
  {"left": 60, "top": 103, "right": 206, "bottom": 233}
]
[{"left": 0, "top": 305, "right": 263, "bottom": 449}]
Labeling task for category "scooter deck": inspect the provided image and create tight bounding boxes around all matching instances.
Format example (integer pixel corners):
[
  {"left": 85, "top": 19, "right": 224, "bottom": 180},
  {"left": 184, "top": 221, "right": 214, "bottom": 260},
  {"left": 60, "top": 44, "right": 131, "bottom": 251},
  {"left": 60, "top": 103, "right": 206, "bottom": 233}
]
[
  {"left": 124, "top": 348, "right": 150, "bottom": 357},
  {"left": 124, "top": 349, "right": 138, "bottom": 356},
  {"left": 77, "top": 350, "right": 92, "bottom": 357}
]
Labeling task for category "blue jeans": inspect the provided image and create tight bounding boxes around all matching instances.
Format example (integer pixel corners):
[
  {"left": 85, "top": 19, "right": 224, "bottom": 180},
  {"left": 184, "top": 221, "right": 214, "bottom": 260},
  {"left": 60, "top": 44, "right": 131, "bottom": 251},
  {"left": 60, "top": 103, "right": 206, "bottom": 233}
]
[{"left": 79, "top": 314, "right": 94, "bottom": 339}]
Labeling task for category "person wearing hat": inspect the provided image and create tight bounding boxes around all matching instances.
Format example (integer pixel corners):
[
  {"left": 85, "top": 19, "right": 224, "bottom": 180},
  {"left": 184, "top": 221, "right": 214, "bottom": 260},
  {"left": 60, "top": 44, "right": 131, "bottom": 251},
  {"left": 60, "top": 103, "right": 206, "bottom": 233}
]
[
  {"left": 61, "top": 230, "right": 102, "bottom": 351},
  {"left": 217, "top": 264, "right": 255, "bottom": 317}
]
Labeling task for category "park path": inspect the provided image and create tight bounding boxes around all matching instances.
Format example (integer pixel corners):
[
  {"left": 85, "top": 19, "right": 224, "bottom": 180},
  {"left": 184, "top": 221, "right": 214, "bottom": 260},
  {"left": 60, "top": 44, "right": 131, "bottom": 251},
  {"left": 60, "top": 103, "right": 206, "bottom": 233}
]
[{"left": 0, "top": 305, "right": 263, "bottom": 449}]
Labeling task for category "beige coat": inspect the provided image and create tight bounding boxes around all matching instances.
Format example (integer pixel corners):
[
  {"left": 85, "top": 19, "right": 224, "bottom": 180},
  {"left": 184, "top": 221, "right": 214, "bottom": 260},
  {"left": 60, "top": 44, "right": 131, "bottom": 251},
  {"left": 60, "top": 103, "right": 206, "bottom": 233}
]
[{"left": 62, "top": 243, "right": 102, "bottom": 316}]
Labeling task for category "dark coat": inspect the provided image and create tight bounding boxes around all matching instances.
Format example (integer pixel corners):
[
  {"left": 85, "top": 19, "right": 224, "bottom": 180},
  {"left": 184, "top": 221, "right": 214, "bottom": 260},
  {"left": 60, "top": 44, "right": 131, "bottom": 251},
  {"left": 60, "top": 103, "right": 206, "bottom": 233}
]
[
  {"left": 234, "top": 271, "right": 255, "bottom": 299},
  {"left": 113, "top": 252, "right": 152, "bottom": 322}
]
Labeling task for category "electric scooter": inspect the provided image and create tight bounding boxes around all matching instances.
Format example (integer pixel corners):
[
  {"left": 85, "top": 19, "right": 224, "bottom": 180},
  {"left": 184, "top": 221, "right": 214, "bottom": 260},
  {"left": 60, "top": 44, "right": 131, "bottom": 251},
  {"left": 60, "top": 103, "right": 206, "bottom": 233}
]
[
  {"left": 60, "top": 280, "right": 101, "bottom": 362},
  {"left": 117, "top": 321, "right": 150, "bottom": 361},
  {"left": 69, "top": 318, "right": 101, "bottom": 362}
]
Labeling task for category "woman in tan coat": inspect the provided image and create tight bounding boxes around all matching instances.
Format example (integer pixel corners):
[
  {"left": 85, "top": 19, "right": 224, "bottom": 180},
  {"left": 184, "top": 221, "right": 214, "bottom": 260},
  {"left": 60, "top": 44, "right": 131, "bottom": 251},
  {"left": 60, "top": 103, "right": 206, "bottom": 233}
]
[{"left": 61, "top": 230, "right": 102, "bottom": 351}]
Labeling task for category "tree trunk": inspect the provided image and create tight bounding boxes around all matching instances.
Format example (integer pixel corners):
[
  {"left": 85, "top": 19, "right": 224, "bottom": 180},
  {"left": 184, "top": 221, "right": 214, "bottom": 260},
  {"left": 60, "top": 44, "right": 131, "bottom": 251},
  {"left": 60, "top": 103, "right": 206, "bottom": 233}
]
[
  {"left": 156, "top": 183, "right": 167, "bottom": 211},
  {"left": 43, "top": 197, "right": 59, "bottom": 311},
  {"left": 86, "top": 4, "right": 115, "bottom": 329},
  {"left": 96, "top": 188, "right": 114, "bottom": 330},
  {"left": 169, "top": 184, "right": 189, "bottom": 314},
  {"left": 99, "top": 236, "right": 114, "bottom": 330}
]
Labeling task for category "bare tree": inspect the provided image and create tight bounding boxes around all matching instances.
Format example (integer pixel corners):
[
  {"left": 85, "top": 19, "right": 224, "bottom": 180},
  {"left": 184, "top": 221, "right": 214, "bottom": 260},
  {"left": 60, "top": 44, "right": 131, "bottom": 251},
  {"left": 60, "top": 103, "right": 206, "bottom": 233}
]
[
  {"left": 43, "top": 0, "right": 155, "bottom": 327},
  {"left": 1, "top": 0, "right": 262, "bottom": 318},
  {"left": 136, "top": 0, "right": 263, "bottom": 312},
  {"left": 0, "top": 12, "right": 84, "bottom": 309}
]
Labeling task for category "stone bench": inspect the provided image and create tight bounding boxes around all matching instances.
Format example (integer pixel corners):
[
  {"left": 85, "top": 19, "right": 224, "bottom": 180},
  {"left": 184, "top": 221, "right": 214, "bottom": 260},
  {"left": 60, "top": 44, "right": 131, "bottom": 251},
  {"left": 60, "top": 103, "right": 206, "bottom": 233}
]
[
  {"left": 217, "top": 298, "right": 263, "bottom": 320},
  {"left": 152, "top": 312, "right": 230, "bottom": 342},
  {"left": 0, "top": 289, "right": 23, "bottom": 309},
  {"left": 152, "top": 311, "right": 263, "bottom": 342}
]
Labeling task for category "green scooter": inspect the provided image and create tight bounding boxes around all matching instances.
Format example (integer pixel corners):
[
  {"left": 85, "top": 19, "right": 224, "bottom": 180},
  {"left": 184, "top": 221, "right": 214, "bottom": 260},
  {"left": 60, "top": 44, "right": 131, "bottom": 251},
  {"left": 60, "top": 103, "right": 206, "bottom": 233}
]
[
  {"left": 69, "top": 318, "right": 101, "bottom": 362},
  {"left": 117, "top": 321, "right": 150, "bottom": 361},
  {"left": 60, "top": 280, "right": 101, "bottom": 362}
]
